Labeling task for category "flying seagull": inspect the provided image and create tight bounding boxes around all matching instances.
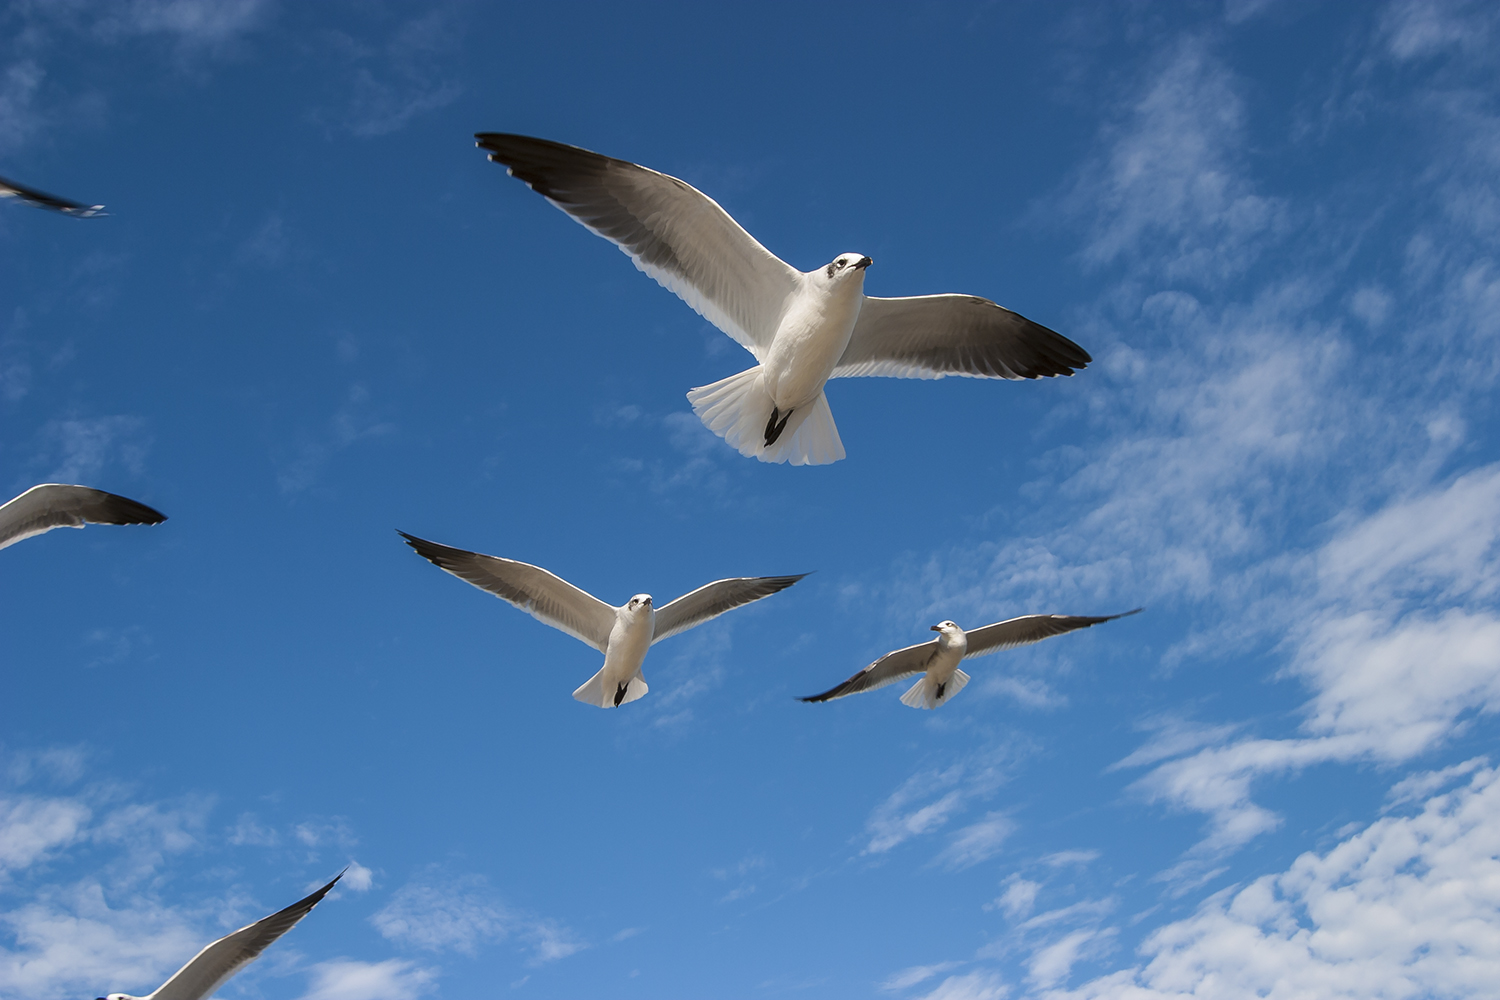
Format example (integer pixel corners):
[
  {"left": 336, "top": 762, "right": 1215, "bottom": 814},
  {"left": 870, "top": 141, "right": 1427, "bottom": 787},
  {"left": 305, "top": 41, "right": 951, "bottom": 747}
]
[
  {"left": 96, "top": 872, "right": 342, "bottom": 1000},
  {"left": 802, "top": 610, "right": 1140, "bottom": 709},
  {"left": 1, "top": 172, "right": 106, "bottom": 217},
  {"left": 401, "top": 531, "right": 806, "bottom": 708},
  {"left": 0, "top": 484, "right": 166, "bottom": 551},
  {"left": 475, "top": 133, "right": 1091, "bottom": 466}
]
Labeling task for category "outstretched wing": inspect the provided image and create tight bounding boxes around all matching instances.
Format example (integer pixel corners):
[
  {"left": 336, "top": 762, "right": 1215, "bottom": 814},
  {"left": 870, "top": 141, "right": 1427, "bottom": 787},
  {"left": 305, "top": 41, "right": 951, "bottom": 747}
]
[
  {"left": 476, "top": 133, "right": 800, "bottom": 359},
  {"left": 652, "top": 573, "right": 807, "bottom": 644},
  {"left": 0, "top": 173, "right": 106, "bottom": 217},
  {"left": 963, "top": 609, "right": 1142, "bottom": 658},
  {"left": 151, "top": 873, "right": 342, "bottom": 1000},
  {"left": 800, "top": 640, "right": 940, "bottom": 703},
  {"left": 835, "top": 294, "right": 1090, "bottom": 380},
  {"left": 0, "top": 484, "right": 166, "bottom": 551},
  {"left": 400, "top": 532, "right": 617, "bottom": 651}
]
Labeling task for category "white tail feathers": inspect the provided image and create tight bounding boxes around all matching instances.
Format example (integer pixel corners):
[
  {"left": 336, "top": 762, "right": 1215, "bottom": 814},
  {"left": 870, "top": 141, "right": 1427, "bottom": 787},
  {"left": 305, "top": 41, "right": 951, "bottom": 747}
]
[
  {"left": 572, "top": 668, "right": 649, "bottom": 709},
  {"left": 899, "top": 669, "right": 971, "bottom": 710},
  {"left": 686, "top": 366, "right": 846, "bottom": 466}
]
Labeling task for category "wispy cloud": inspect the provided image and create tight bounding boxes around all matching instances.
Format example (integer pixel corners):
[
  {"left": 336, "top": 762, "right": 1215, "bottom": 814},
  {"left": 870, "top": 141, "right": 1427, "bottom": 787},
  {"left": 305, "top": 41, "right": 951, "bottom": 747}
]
[
  {"left": 863, "top": 745, "right": 1019, "bottom": 857},
  {"left": 371, "top": 870, "right": 585, "bottom": 966},
  {"left": 297, "top": 958, "right": 437, "bottom": 1000}
]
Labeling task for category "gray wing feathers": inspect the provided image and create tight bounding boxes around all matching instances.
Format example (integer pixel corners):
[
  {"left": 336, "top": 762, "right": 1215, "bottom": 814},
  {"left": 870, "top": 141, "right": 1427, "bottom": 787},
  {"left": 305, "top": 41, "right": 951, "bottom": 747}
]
[
  {"left": 0, "top": 173, "right": 106, "bottom": 217},
  {"left": 651, "top": 573, "right": 807, "bottom": 644},
  {"left": 963, "top": 609, "right": 1142, "bottom": 658},
  {"left": 835, "top": 295, "right": 1091, "bottom": 380},
  {"left": 0, "top": 484, "right": 166, "bottom": 551},
  {"left": 476, "top": 134, "right": 799, "bottom": 359},
  {"left": 151, "top": 874, "right": 341, "bottom": 1000},
  {"left": 800, "top": 641, "right": 938, "bottom": 702},
  {"left": 399, "top": 532, "right": 617, "bottom": 651}
]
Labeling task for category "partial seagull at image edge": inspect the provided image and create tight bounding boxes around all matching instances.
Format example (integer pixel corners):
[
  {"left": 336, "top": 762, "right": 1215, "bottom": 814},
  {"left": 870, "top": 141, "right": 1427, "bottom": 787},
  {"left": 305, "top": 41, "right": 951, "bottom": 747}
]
[
  {"left": 0, "top": 484, "right": 166, "bottom": 551},
  {"left": 475, "top": 133, "right": 1091, "bottom": 466},
  {"left": 95, "top": 871, "right": 343, "bottom": 1000},
  {"left": 400, "top": 530, "right": 806, "bottom": 708},
  {"left": 0, "top": 173, "right": 106, "bottom": 217},
  {"left": 802, "top": 610, "right": 1141, "bottom": 709}
]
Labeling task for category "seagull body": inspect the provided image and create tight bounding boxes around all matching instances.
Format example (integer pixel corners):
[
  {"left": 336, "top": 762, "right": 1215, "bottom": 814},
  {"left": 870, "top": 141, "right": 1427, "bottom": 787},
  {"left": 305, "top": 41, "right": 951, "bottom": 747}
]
[
  {"left": 802, "top": 610, "right": 1141, "bottom": 709},
  {"left": 0, "top": 173, "right": 106, "bottom": 217},
  {"left": 475, "top": 133, "right": 1091, "bottom": 465},
  {"left": 96, "top": 873, "right": 341, "bottom": 1000},
  {"left": 400, "top": 531, "right": 805, "bottom": 708},
  {"left": 0, "top": 484, "right": 166, "bottom": 551}
]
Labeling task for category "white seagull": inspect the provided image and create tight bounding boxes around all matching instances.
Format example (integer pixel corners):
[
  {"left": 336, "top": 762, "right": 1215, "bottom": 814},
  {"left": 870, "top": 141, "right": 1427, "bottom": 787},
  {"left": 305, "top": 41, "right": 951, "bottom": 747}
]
[
  {"left": 802, "top": 610, "right": 1140, "bottom": 709},
  {"left": 1, "top": 484, "right": 166, "bottom": 551},
  {"left": 401, "top": 531, "right": 806, "bottom": 708},
  {"left": 1, "top": 172, "right": 106, "bottom": 217},
  {"left": 475, "top": 133, "right": 1091, "bottom": 466},
  {"left": 95, "top": 872, "right": 341, "bottom": 1000}
]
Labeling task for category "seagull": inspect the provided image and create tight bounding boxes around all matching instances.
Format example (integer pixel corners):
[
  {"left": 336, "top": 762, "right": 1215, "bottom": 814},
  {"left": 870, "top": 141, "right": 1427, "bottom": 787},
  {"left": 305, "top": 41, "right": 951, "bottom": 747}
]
[
  {"left": 801, "top": 610, "right": 1140, "bottom": 709},
  {"left": 95, "top": 872, "right": 342, "bottom": 1000},
  {"left": 401, "top": 531, "right": 806, "bottom": 708},
  {"left": 475, "top": 133, "right": 1091, "bottom": 466},
  {"left": 0, "top": 484, "right": 166, "bottom": 551},
  {"left": 1, "top": 172, "right": 106, "bottom": 217}
]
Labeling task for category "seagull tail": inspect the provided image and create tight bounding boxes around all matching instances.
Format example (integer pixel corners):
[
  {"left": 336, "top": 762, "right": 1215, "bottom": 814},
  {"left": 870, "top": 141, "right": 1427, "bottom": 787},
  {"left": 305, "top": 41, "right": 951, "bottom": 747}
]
[
  {"left": 571, "top": 668, "right": 649, "bottom": 709},
  {"left": 899, "top": 669, "right": 970, "bottom": 709},
  {"left": 687, "top": 367, "right": 845, "bottom": 466}
]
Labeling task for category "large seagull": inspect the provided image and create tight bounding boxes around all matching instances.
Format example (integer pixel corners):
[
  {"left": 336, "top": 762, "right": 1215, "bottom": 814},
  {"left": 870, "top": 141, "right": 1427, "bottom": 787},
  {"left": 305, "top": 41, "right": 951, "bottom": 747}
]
[
  {"left": 802, "top": 610, "right": 1140, "bottom": 709},
  {"left": 476, "top": 134, "right": 1091, "bottom": 466},
  {"left": 1, "top": 484, "right": 166, "bottom": 551},
  {"left": 401, "top": 531, "right": 806, "bottom": 708}
]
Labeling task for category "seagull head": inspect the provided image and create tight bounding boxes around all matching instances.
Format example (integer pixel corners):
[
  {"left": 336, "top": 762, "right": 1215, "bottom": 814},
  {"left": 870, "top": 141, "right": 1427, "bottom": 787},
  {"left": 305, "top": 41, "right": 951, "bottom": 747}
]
[
  {"left": 626, "top": 594, "right": 653, "bottom": 615},
  {"left": 822, "top": 253, "right": 873, "bottom": 281},
  {"left": 930, "top": 620, "right": 961, "bottom": 635}
]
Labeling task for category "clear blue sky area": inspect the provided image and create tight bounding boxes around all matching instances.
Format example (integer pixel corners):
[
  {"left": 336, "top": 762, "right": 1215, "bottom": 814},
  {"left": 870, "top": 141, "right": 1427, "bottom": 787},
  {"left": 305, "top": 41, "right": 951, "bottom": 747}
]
[{"left": 3, "top": 3, "right": 1499, "bottom": 999}]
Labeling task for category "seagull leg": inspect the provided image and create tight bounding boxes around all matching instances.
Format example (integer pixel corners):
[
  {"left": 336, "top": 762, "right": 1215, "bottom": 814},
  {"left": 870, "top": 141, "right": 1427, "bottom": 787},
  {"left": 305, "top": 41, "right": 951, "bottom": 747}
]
[
  {"left": 935, "top": 682, "right": 946, "bottom": 700},
  {"left": 614, "top": 682, "right": 630, "bottom": 707},
  {"left": 764, "top": 407, "right": 794, "bottom": 446}
]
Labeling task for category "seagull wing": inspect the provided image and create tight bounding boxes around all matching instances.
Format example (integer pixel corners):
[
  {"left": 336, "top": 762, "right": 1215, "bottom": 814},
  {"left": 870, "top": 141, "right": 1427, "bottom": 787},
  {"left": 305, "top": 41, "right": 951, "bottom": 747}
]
[
  {"left": 652, "top": 573, "right": 807, "bottom": 645},
  {"left": 800, "top": 639, "right": 940, "bottom": 703},
  {"left": 962, "top": 609, "right": 1142, "bottom": 658},
  {"left": 476, "top": 133, "right": 800, "bottom": 360},
  {"left": 150, "top": 874, "right": 341, "bottom": 1000},
  {"left": 834, "top": 294, "right": 1091, "bottom": 380},
  {"left": 0, "top": 173, "right": 106, "bottom": 217},
  {"left": 0, "top": 484, "right": 166, "bottom": 551},
  {"left": 400, "top": 532, "right": 617, "bottom": 651}
]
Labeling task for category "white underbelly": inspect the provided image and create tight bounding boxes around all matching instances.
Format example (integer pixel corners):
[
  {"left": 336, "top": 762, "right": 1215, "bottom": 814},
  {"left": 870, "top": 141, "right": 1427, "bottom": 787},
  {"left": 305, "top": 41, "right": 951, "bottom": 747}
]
[{"left": 763, "top": 296, "right": 863, "bottom": 408}]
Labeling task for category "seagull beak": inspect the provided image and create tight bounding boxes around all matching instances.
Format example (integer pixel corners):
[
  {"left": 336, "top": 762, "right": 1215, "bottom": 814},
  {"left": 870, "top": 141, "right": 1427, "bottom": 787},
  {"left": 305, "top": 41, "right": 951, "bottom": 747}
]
[
  {"left": 930, "top": 624, "right": 941, "bottom": 631},
  {"left": 643, "top": 597, "right": 652, "bottom": 606},
  {"left": 854, "top": 256, "right": 873, "bottom": 269}
]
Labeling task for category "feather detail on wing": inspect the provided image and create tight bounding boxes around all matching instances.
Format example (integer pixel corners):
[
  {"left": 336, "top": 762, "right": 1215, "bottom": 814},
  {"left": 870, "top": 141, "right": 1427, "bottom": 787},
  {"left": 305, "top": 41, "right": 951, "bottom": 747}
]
[
  {"left": 652, "top": 573, "right": 807, "bottom": 644},
  {"left": 0, "top": 173, "right": 106, "bottom": 217},
  {"left": 835, "top": 294, "right": 1091, "bottom": 380},
  {"left": 800, "top": 640, "right": 940, "bottom": 703},
  {"left": 0, "top": 484, "right": 166, "bottom": 551},
  {"left": 963, "top": 609, "right": 1142, "bottom": 658},
  {"left": 151, "top": 873, "right": 342, "bottom": 1000},
  {"left": 476, "top": 133, "right": 799, "bottom": 360},
  {"left": 399, "top": 532, "right": 617, "bottom": 651}
]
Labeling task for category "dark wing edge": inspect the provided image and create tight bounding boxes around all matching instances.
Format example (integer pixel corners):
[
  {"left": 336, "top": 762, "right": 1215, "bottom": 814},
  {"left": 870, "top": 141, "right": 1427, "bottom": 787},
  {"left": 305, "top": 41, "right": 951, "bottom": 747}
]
[
  {"left": 651, "top": 573, "right": 808, "bottom": 644},
  {"left": 398, "top": 531, "right": 615, "bottom": 650},
  {"left": 799, "top": 641, "right": 938, "bottom": 703},
  {"left": 0, "top": 484, "right": 166, "bottom": 551},
  {"left": 835, "top": 294, "right": 1091, "bottom": 381},
  {"left": 964, "top": 608, "right": 1142, "bottom": 658},
  {"left": 150, "top": 872, "right": 343, "bottom": 1000},
  {"left": 0, "top": 173, "right": 106, "bottom": 217},
  {"left": 474, "top": 133, "right": 798, "bottom": 357}
]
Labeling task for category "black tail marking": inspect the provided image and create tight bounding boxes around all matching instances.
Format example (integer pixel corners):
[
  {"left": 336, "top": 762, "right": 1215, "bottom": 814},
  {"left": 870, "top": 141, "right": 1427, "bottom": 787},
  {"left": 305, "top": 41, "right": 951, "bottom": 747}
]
[
  {"left": 614, "top": 682, "right": 629, "bottom": 707},
  {"left": 764, "top": 407, "right": 794, "bottom": 446}
]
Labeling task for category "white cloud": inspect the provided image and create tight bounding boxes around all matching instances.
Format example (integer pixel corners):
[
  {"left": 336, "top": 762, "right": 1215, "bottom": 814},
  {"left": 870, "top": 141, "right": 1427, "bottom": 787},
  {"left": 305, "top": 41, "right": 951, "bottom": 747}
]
[
  {"left": 341, "top": 861, "right": 374, "bottom": 892},
  {"left": 863, "top": 746, "right": 1016, "bottom": 856},
  {"left": 298, "top": 958, "right": 437, "bottom": 1000},
  {"left": 28, "top": 415, "right": 149, "bottom": 488},
  {"left": 0, "top": 797, "right": 90, "bottom": 876},
  {"left": 372, "top": 872, "right": 585, "bottom": 966},
  {"left": 938, "top": 813, "right": 1017, "bottom": 870},
  {"left": 94, "top": 0, "right": 270, "bottom": 47},
  {"left": 916, "top": 970, "right": 1010, "bottom": 1000},
  {"left": 1050, "top": 766, "right": 1500, "bottom": 999},
  {"left": 882, "top": 962, "right": 963, "bottom": 991}
]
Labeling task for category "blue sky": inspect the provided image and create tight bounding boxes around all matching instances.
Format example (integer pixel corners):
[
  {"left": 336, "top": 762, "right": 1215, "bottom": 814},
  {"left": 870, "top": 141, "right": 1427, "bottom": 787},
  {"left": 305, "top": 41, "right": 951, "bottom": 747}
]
[{"left": 3, "top": 1, "right": 1499, "bottom": 998}]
